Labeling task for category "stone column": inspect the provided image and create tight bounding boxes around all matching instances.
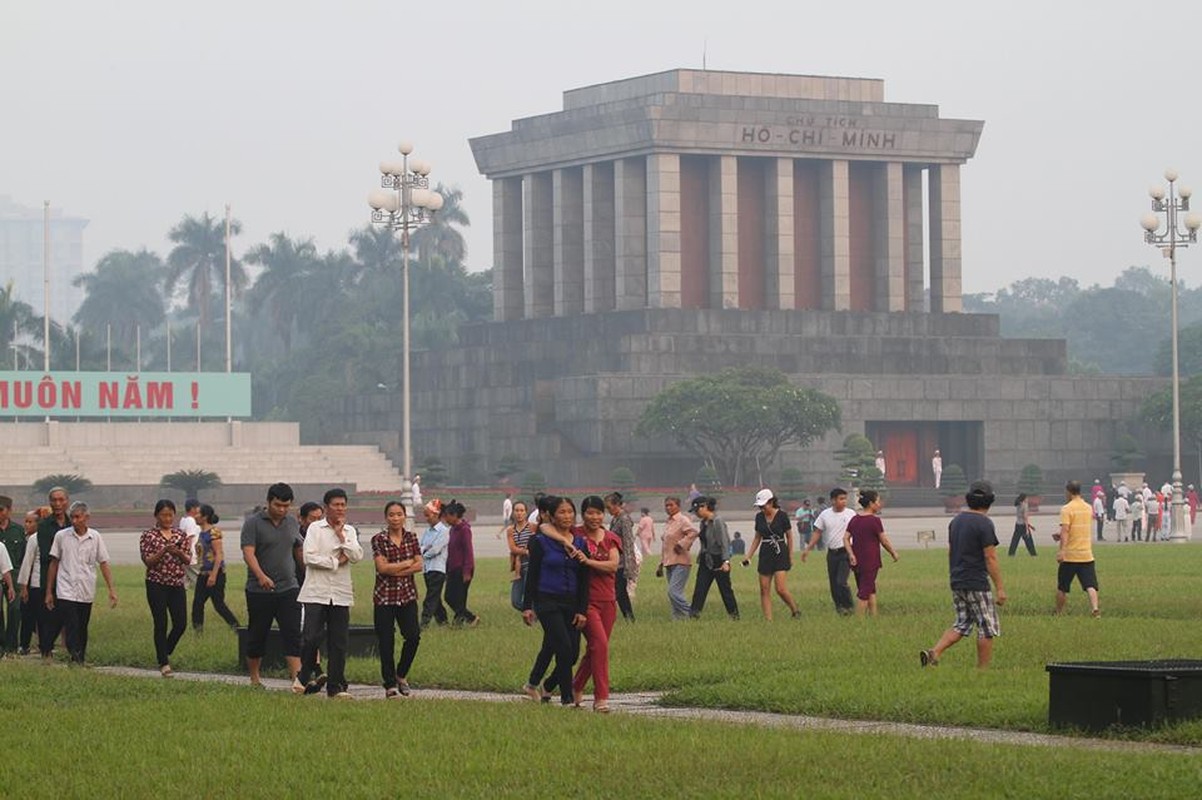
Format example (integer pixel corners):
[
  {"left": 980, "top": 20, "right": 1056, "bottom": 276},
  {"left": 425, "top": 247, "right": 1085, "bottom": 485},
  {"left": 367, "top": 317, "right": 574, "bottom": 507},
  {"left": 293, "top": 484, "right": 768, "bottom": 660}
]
[
  {"left": 552, "top": 167, "right": 584, "bottom": 315},
  {"left": 708, "top": 155, "right": 739, "bottom": 309},
  {"left": 873, "top": 162, "right": 906, "bottom": 312},
  {"left": 583, "top": 162, "right": 615, "bottom": 313},
  {"left": 523, "top": 172, "right": 554, "bottom": 318},
  {"left": 613, "top": 157, "right": 648, "bottom": 309},
  {"left": 646, "top": 153, "right": 682, "bottom": 308},
  {"left": 492, "top": 177, "right": 524, "bottom": 321},
  {"left": 818, "top": 159, "right": 850, "bottom": 310},
  {"left": 765, "top": 157, "right": 795, "bottom": 309},
  {"left": 929, "top": 163, "right": 963, "bottom": 313},
  {"left": 903, "top": 165, "right": 926, "bottom": 312}
]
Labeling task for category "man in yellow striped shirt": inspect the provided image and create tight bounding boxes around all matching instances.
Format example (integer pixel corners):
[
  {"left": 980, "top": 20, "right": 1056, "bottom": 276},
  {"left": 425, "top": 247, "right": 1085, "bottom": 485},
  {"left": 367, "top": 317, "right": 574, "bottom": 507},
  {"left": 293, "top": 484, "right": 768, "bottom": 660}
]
[{"left": 1055, "top": 481, "right": 1100, "bottom": 617}]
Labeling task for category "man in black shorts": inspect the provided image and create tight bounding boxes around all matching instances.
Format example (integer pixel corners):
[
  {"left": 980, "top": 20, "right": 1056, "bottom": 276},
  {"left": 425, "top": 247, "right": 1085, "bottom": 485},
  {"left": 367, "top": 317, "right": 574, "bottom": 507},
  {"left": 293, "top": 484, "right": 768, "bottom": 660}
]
[
  {"left": 920, "top": 480, "right": 1007, "bottom": 669},
  {"left": 241, "top": 482, "right": 304, "bottom": 686}
]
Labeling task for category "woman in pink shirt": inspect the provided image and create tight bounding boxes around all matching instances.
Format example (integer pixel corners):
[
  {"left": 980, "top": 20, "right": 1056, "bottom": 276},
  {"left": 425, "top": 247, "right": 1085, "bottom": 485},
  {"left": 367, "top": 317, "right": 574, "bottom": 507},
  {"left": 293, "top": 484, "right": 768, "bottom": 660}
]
[{"left": 571, "top": 495, "right": 622, "bottom": 713}]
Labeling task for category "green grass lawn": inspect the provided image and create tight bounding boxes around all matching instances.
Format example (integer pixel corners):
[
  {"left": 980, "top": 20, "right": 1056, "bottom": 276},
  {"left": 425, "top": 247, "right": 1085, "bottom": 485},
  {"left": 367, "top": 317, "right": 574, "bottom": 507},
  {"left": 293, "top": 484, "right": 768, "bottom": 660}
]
[
  {"left": 0, "top": 664, "right": 1198, "bottom": 798},
  {"left": 63, "top": 544, "right": 1202, "bottom": 743}
]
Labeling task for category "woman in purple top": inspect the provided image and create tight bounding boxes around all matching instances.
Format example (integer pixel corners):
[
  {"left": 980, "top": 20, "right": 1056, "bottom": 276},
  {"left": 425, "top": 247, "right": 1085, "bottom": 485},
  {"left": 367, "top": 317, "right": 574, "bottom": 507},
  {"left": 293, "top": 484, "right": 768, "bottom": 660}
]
[
  {"left": 521, "top": 496, "right": 588, "bottom": 706},
  {"left": 847, "top": 490, "right": 899, "bottom": 617},
  {"left": 442, "top": 500, "right": 478, "bottom": 627}
]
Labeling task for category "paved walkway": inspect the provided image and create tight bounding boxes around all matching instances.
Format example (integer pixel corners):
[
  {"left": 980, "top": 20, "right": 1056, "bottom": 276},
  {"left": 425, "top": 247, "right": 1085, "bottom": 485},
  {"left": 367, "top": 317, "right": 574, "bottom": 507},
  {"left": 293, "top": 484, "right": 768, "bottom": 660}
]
[{"left": 94, "top": 666, "right": 1200, "bottom": 755}]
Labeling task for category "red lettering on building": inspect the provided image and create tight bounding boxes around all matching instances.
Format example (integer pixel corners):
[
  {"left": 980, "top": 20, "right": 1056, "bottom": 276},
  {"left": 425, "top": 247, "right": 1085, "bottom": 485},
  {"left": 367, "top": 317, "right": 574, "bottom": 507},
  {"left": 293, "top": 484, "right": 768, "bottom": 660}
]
[
  {"left": 99, "top": 382, "right": 119, "bottom": 408},
  {"left": 61, "top": 381, "right": 81, "bottom": 409},
  {"left": 13, "top": 379, "right": 32, "bottom": 406},
  {"left": 122, "top": 378, "right": 143, "bottom": 409},
  {"left": 146, "top": 382, "right": 173, "bottom": 409}
]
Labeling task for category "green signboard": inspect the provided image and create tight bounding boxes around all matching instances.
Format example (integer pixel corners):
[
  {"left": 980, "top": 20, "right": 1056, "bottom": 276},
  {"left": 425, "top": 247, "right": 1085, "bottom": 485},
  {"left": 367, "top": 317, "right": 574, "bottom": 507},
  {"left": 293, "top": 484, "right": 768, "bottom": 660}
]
[{"left": 0, "top": 371, "right": 252, "bottom": 418}]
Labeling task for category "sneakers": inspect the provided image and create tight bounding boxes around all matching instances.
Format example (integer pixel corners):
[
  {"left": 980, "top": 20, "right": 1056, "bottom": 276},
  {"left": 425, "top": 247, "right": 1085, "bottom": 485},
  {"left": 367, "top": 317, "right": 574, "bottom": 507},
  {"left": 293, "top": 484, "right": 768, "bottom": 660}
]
[
  {"left": 919, "top": 649, "right": 939, "bottom": 667},
  {"left": 303, "top": 681, "right": 323, "bottom": 695},
  {"left": 385, "top": 687, "right": 400, "bottom": 699},
  {"left": 291, "top": 677, "right": 306, "bottom": 695},
  {"left": 160, "top": 664, "right": 174, "bottom": 678},
  {"left": 333, "top": 691, "right": 353, "bottom": 700},
  {"left": 396, "top": 680, "right": 411, "bottom": 697},
  {"left": 314, "top": 674, "right": 328, "bottom": 691}
]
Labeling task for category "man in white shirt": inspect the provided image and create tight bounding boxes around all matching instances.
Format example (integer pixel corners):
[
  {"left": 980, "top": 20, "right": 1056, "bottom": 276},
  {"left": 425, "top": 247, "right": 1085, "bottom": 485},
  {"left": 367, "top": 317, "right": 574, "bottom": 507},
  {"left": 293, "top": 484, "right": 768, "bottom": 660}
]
[
  {"left": 802, "top": 488, "right": 857, "bottom": 615},
  {"left": 1113, "top": 494, "right": 1131, "bottom": 542},
  {"left": 296, "top": 487, "right": 363, "bottom": 697},
  {"left": 44, "top": 502, "right": 118, "bottom": 663},
  {"left": 1092, "top": 494, "right": 1107, "bottom": 542},
  {"left": 179, "top": 499, "right": 203, "bottom": 591},
  {"left": 500, "top": 494, "right": 513, "bottom": 540}
]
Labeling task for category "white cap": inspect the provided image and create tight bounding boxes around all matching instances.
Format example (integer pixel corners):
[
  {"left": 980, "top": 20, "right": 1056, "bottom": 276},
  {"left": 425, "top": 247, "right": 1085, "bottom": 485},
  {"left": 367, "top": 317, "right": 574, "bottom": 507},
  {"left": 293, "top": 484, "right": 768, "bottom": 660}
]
[{"left": 753, "top": 488, "right": 774, "bottom": 507}]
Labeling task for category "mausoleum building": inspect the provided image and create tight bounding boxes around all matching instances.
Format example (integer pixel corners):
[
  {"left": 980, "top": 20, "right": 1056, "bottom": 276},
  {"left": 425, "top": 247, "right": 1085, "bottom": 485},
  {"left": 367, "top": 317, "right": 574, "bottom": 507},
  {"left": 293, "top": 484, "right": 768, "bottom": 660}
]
[{"left": 334, "top": 70, "right": 1164, "bottom": 492}]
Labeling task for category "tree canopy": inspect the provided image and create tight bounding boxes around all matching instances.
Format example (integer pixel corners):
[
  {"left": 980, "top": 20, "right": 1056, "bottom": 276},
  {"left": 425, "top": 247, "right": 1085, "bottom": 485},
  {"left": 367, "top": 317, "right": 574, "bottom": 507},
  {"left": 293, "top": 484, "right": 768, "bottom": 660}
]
[
  {"left": 965, "top": 266, "right": 1202, "bottom": 375},
  {"left": 635, "top": 366, "right": 841, "bottom": 486}
]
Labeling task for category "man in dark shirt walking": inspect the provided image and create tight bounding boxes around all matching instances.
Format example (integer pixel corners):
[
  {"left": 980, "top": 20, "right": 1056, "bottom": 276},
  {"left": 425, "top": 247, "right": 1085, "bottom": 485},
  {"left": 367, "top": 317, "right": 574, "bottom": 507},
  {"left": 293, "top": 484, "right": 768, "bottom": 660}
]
[
  {"left": 920, "top": 480, "right": 1007, "bottom": 669},
  {"left": 241, "top": 483, "right": 304, "bottom": 686}
]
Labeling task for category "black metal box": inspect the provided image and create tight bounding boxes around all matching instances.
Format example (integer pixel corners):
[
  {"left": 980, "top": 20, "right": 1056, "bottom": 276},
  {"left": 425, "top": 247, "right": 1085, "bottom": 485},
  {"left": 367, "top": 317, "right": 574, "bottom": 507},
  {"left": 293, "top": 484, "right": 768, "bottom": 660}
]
[{"left": 1046, "top": 660, "right": 1202, "bottom": 730}]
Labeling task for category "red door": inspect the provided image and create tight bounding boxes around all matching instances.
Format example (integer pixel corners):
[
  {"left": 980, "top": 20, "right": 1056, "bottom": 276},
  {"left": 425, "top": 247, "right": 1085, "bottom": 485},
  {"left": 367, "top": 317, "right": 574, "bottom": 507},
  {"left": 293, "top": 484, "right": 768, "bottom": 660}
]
[{"left": 882, "top": 429, "right": 918, "bottom": 486}]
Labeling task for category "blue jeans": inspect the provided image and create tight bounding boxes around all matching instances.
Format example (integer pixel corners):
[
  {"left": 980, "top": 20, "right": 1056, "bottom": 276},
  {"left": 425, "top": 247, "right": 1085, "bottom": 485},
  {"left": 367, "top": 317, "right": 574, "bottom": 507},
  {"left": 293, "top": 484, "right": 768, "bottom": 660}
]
[
  {"left": 666, "top": 565, "right": 692, "bottom": 619},
  {"left": 509, "top": 563, "right": 528, "bottom": 612}
]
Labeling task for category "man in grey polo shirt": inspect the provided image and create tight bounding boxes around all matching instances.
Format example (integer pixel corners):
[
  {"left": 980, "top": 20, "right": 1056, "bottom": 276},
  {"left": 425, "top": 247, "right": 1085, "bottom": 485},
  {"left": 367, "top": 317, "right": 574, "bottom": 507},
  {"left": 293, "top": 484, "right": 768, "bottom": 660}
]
[{"left": 241, "top": 482, "right": 304, "bottom": 686}]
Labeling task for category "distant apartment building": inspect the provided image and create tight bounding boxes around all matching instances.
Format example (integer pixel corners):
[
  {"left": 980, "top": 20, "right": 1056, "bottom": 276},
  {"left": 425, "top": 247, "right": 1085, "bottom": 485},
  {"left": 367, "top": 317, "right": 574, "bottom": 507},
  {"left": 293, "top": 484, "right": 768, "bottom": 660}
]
[{"left": 0, "top": 195, "right": 89, "bottom": 326}]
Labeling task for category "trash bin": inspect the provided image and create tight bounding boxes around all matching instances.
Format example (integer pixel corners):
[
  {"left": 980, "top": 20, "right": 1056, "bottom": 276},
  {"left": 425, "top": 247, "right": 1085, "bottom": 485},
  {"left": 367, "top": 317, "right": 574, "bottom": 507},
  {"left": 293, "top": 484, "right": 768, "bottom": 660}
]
[{"left": 1045, "top": 660, "right": 1202, "bottom": 731}]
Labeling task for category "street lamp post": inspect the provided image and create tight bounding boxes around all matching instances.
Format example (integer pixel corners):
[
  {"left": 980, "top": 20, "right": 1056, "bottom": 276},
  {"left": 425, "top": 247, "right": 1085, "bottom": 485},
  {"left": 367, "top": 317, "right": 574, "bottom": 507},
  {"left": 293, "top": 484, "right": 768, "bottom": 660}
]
[
  {"left": 1141, "top": 168, "right": 1202, "bottom": 541},
  {"left": 367, "top": 142, "right": 443, "bottom": 508}
]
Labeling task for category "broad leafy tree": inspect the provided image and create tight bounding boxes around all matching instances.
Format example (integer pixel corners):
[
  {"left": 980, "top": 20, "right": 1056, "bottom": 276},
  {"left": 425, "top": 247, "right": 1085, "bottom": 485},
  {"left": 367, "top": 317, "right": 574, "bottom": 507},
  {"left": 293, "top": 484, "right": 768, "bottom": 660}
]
[{"left": 636, "top": 366, "right": 841, "bottom": 486}]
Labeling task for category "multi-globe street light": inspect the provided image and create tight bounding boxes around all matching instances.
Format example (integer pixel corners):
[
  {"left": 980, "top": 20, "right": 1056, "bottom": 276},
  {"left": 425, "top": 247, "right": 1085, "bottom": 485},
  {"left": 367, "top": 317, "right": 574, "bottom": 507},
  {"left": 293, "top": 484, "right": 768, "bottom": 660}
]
[
  {"left": 368, "top": 142, "right": 443, "bottom": 509},
  {"left": 1140, "top": 169, "right": 1202, "bottom": 541}
]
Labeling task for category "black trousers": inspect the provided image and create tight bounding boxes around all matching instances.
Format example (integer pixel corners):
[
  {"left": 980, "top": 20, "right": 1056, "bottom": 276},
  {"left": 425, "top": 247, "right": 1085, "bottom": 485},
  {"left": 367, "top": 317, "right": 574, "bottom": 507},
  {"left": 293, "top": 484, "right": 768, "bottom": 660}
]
[
  {"left": 420, "top": 572, "right": 448, "bottom": 626},
  {"left": 192, "top": 570, "right": 240, "bottom": 629},
  {"left": 20, "top": 586, "right": 41, "bottom": 650},
  {"left": 373, "top": 602, "right": 421, "bottom": 688},
  {"left": 615, "top": 567, "right": 634, "bottom": 621},
  {"left": 444, "top": 569, "right": 477, "bottom": 624},
  {"left": 38, "top": 595, "right": 63, "bottom": 657},
  {"left": 691, "top": 560, "right": 739, "bottom": 617},
  {"left": 1008, "top": 523, "right": 1037, "bottom": 556},
  {"left": 826, "top": 548, "right": 854, "bottom": 613},
  {"left": 300, "top": 602, "right": 349, "bottom": 695},
  {"left": 145, "top": 581, "right": 187, "bottom": 667},
  {"left": 57, "top": 599, "right": 92, "bottom": 663},
  {"left": 530, "top": 594, "right": 581, "bottom": 705},
  {"left": 1095, "top": 517, "right": 1105, "bottom": 541}
]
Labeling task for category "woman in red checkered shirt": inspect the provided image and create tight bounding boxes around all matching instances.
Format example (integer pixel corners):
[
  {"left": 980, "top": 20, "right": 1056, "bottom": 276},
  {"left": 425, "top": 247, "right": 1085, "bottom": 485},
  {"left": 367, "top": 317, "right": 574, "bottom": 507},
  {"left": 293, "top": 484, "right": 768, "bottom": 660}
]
[
  {"left": 140, "top": 499, "right": 191, "bottom": 677},
  {"left": 371, "top": 501, "right": 425, "bottom": 698}
]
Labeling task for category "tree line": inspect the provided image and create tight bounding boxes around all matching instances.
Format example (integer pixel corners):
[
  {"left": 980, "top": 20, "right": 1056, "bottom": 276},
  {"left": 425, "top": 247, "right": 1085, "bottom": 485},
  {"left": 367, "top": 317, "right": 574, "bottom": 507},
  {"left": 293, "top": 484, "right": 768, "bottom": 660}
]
[{"left": 1, "top": 185, "right": 490, "bottom": 440}]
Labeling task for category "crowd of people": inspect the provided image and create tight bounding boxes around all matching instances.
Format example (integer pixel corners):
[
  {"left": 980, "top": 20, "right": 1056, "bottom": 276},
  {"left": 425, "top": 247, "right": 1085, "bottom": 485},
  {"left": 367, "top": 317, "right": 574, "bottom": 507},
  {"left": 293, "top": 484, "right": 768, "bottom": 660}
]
[{"left": 0, "top": 472, "right": 1136, "bottom": 700}]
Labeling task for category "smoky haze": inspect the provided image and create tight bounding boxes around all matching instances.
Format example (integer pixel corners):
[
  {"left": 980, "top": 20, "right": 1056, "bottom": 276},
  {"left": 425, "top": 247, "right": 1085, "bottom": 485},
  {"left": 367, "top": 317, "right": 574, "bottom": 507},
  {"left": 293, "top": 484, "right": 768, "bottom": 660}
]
[{"left": 2, "top": 0, "right": 1200, "bottom": 298}]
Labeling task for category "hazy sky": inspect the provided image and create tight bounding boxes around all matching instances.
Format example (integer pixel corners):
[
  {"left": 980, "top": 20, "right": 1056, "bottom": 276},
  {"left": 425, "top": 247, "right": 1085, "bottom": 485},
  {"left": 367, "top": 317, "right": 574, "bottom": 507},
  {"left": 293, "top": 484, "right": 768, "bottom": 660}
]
[{"left": 4, "top": 0, "right": 1201, "bottom": 296}]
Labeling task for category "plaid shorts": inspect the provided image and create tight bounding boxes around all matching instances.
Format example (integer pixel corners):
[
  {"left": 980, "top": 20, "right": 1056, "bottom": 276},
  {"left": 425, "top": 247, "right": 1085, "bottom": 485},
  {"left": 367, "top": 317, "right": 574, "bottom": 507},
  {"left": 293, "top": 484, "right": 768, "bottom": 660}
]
[{"left": 951, "top": 589, "right": 1000, "bottom": 639}]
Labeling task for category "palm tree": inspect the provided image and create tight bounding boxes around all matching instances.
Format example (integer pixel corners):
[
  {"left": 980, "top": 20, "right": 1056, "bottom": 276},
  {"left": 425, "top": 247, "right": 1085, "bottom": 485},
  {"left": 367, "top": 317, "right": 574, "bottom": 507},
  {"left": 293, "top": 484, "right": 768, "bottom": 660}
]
[
  {"left": 411, "top": 183, "right": 469, "bottom": 267},
  {"left": 72, "top": 249, "right": 166, "bottom": 356},
  {"left": 0, "top": 280, "right": 43, "bottom": 369},
  {"left": 165, "top": 212, "right": 246, "bottom": 327},
  {"left": 348, "top": 224, "right": 403, "bottom": 285},
  {"left": 245, "top": 233, "right": 319, "bottom": 354}
]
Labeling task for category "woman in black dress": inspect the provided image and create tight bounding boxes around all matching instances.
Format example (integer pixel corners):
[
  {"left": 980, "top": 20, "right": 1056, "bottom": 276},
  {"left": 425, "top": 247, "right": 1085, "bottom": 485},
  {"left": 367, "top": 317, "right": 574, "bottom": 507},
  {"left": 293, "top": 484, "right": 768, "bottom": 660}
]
[{"left": 741, "top": 489, "right": 800, "bottom": 620}]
